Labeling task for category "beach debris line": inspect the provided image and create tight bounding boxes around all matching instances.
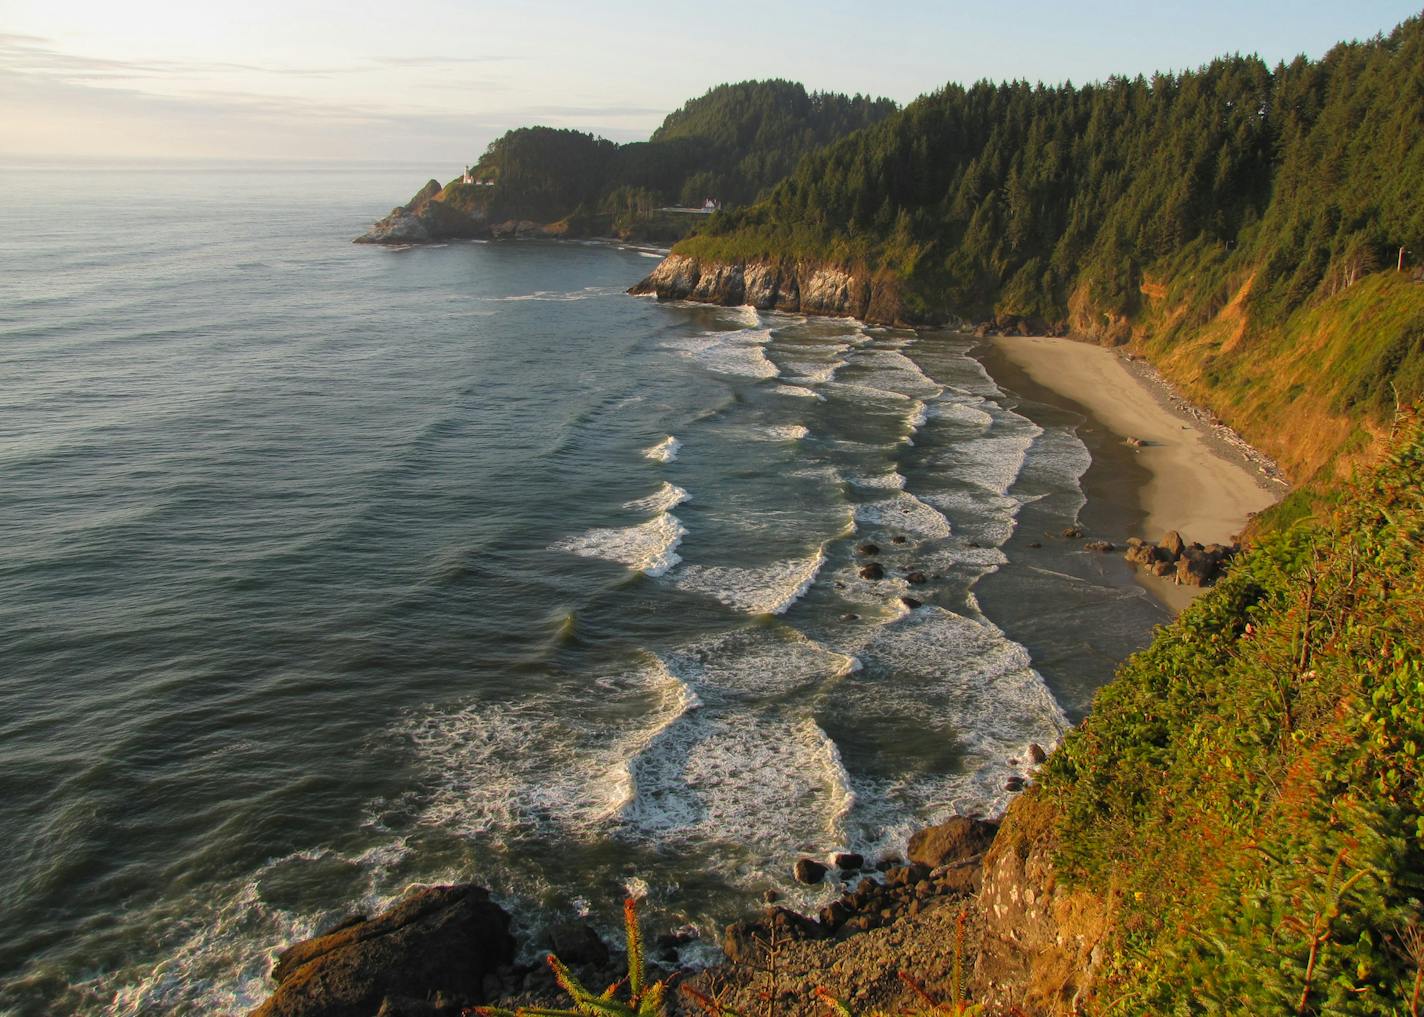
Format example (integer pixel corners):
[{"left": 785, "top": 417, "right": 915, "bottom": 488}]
[{"left": 1123, "top": 529, "right": 1241, "bottom": 587}]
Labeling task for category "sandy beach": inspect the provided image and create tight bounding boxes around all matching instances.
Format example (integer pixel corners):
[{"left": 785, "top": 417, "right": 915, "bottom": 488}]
[{"left": 987, "top": 335, "right": 1283, "bottom": 609}]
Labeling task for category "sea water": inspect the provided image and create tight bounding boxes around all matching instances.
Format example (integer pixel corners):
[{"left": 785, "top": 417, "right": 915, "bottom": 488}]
[{"left": 0, "top": 162, "right": 1168, "bottom": 1015}]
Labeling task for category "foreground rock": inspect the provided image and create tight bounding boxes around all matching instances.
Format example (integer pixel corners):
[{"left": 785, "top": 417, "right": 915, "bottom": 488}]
[{"left": 250, "top": 884, "right": 515, "bottom": 1017}]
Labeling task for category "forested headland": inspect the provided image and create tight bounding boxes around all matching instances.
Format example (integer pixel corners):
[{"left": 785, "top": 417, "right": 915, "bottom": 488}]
[
  {"left": 437, "top": 80, "right": 896, "bottom": 238},
  {"left": 668, "top": 16, "right": 1424, "bottom": 491}
]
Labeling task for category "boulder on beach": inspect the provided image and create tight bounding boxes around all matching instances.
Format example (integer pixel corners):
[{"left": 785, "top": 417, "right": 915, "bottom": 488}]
[{"left": 250, "top": 884, "right": 515, "bottom": 1017}]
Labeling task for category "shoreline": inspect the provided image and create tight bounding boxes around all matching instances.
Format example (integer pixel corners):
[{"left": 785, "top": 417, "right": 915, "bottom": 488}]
[{"left": 979, "top": 334, "right": 1283, "bottom": 612}]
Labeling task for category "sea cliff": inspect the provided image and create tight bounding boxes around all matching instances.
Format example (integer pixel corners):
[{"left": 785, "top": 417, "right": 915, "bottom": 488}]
[{"left": 628, "top": 254, "right": 919, "bottom": 327}]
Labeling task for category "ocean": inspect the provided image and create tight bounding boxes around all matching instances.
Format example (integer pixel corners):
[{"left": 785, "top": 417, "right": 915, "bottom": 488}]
[{"left": 0, "top": 163, "right": 1169, "bottom": 1015}]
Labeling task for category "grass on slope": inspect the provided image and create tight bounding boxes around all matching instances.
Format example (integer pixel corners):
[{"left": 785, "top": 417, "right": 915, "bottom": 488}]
[{"left": 1039, "top": 413, "right": 1424, "bottom": 1014}]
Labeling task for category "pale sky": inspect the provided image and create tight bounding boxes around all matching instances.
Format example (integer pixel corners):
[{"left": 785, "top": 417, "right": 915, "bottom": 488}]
[{"left": 2, "top": 1, "right": 1420, "bottom": 163}]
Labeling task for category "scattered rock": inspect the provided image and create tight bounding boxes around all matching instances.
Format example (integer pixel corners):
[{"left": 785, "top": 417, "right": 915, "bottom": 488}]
[
  {"left": 856, "top": 543, "right": 881, "bottom": 556},
  {"left": 794, "top": 858, "right": 828, "bottom": 884},
  {"left": 890, "top": 535, "right": 908, "bottom": 545},
  {"left": 1028, "top": 743, "right": 1048, "bottom": 765},
  {"left": 1061, "top": 526, "right": 1084, "bottom": 539},
  {"left": 834, "top": 852, "right": 865, "bottom": 871},
  {"left": 905, "top": 571, "right": 928, "bottom": 585},
  {"left": 900, "top": 596, "right": 922, "bottom": 609},
  {"left": 1005, "top": 776, "right": 1027, "bottom": 792},
  {"left": 1027, "top": 541, "right": 1042, "bottom": 549},
  {"left": 859, "top": 562, "right": 886, "bottom": 581},
  {"left": 762, "top": 889, "right": 781, "bottom": 904},
  {"left": 1083, "top": 540, "right": 1114, "bottom": 553},
  {"left": 840, "top": 613, "right": 861, "bottom": 622},
  {"left": 1161, "top": 530, "right": 1186, "bottom": 560}
]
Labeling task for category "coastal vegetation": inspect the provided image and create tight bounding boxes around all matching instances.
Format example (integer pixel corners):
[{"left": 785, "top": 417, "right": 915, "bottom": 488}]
[
  {"left": 1020, "top": 413, "right": 1424, "bottom": 1013},
  {"left": 671, "top": 16, "right": 1424, "bottom": 487}
]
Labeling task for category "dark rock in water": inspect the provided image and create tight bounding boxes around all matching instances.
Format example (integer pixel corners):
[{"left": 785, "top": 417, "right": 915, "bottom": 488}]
[
  {"left": 874, "top": 855, "right": 902, "bottom": 871},
  {"left": 252, "top": 883, "right": 514, "bottom": 1017},
  {"left": 794, "top": 858, "right": 827, "bottom": 884},
  {"left": 1083, "top": 540, "right": 1114, "bottom": 553},
  {"left": 856, "top": 542, "right": 881, "bottom": 556},
  {"left": 1161, "top": 530, "right": 1186, "bottom": 560},
  {"left": 1005, "top": 776, "right": 1027, "bottom": 792},
  {"left": 859, "top": 562, "right": 885, "bottom": 581},
  {"left": 762, "top": 888, "right": 781, "bottom": 904},
  {"left": 900, "top": 596, "right": 922, "bottom": 609},
  {"left": 905, "top": 571, "right": 928, "bottom": 585},
  {"left": 907, "top": 816, "right": 998, "bottom": 868},
  {"left": 1061, "top": 526, "right": 1084, "bottom": 539},
  {"left": 840, "top": 612, "right": 861, "bottom": 622},
  {"left": 834, "top": 852, "right": 864, "bottom": 871},
  {"left": 1028, "top": 743, "right": 1048, "bottom": 765},
  {"left": 1027, "top": 541, "right": 1042, "bottom": 549},
  {"left": 891, "top": 535, "right": 908, "bottom": 544},
  {"left": 544, "top": 922, "right": 609, "bottom": 967}
]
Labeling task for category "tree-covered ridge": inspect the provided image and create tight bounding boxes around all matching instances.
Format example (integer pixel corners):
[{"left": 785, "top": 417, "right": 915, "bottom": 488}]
[
  {"left": 686, "top": 20, "right": 1421, "bottom": 320},
  {"left": 438, "top": 80, "right": 897, "bottom": 233},
  {"left": 678, "top": 15, "right": 1424, "bottom": 483},
  {"left": 1035, "top": 412, "right": 1424, "bottom": 1014}
]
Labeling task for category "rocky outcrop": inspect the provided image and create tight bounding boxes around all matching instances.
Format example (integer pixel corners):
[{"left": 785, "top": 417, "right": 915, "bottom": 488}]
[
  {"left": 629, "top": 254, "right": 922, "bottom": 326},
  {"left": 355, "top": 181, "right": 486, "bottom": 245},
  {"left": 250, "top": 883, "right": 515, "bottom": 1017},
  {"left": 972, "top": 796, "right": 1112, "bottom": 1016},
  {"left": 1124, "top": 531, "right": 1240, "bottom": 587}
]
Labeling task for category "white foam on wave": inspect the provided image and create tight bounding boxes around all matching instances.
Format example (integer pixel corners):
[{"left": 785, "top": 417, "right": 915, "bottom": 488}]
[
  {"left": 922, "top": 489, "right": 1023, "bottom": 548},
  {"left": 775, "top": 383, "right": 821, "bottom": 399},
  {"left": 932, "top": 408, "right": 1042, "bottom": 497},
  {"left": 402, "top": 656, "right": 699, "bottom": 841},
  {"left": 551, "top": 513, "right": 686, "bottom": 576},
  {"left": 848, "top": 470, "right": 907, "bottom": 491},
  {"left": 672, "top": 549, "right": 826, "bottom": 615},
  {"left": 929, "top": 398, "right": 995, "bottom": 430},
  {"left": 855, "top": 492, "right": 953, "bottom": 539},
  {"left": 849, "top": 348, "right": 944, "bottom": 400},
  {"left": 492, "top": 286, "right": 620, "bottom": 302},
  {"left": 665, "top": 328, "right": 780, "bottom": 380},
  {"left": 623, "top": 481, "right": 691, "bottom": 513},
  {"left": 644, "top": 435, "right": 681, "bottom": 463},
  {"left": 761, "top": 424, "right": 810, "bottom": 441},
  {"left": 617, "top": 708, "right": 853, "bottom": 855},
  {"left": 835, "top": 607, "right": 1068, "bottom": 849},
  {"left": 664, "top": 626, "right": 860, "bottom": 698}
]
